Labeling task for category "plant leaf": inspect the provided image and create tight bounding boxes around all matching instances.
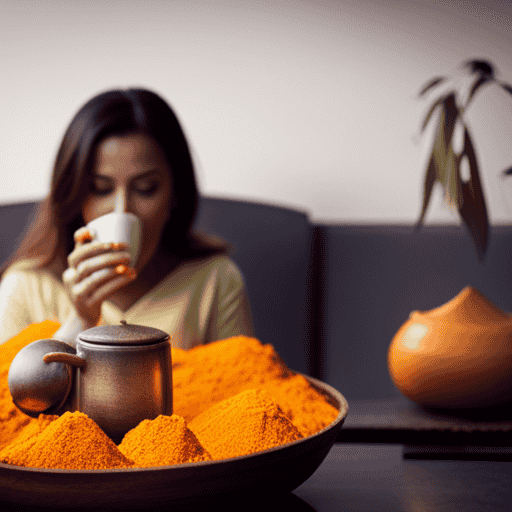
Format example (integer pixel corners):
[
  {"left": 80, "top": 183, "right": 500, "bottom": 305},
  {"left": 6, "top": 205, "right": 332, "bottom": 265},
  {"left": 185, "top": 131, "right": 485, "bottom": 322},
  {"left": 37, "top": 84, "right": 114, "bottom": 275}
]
[
  {"left": 462, "top": 59, "right": 494, "bottom": 78},
  {"left": 440, "top": 94, "right": 459, "bottom": 143},
  {"left": 446, "top": 145, "right": 463, "bottom": 208},
  {"left": 458, "top": 128, "right": 489, "bottom": 261},
  {"left": 501, "top": 82, "right": 512, "bottom": 96},
  {"left": 431, "top": 94, "right": 459, "bottom": 189},
  {"left": 418, "top": 76, "right": 446, "bottom": 97},
  {"left": 415, "top": 152, "right": 437, "bottom": 230},
  {"left": 466, "top": 75, "right": 492, "bottom": 106},
  {"left": 420, "top": 95, "right": 446, "bottom": 133},
  {"left": 416, "top": 94, "right": 461, "bottom": 229}
]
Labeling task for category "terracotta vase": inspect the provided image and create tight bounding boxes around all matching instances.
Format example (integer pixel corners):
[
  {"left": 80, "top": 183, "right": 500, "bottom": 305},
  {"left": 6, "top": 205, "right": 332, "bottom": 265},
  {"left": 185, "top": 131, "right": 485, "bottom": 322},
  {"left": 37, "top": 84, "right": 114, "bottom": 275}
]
[{"left": 388, "top": 286, "right": 512, "bottom": 408}]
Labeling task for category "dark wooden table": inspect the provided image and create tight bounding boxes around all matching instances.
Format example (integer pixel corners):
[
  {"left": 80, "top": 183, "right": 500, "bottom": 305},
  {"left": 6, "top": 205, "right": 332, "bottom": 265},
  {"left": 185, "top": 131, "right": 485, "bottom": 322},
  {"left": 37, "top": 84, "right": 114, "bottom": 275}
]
[
  {"left": 338, "top": 397, "right": 512, "bottom": 460},
  {"left": 293, "top": 443, "right": 512, "bottom": 511}
]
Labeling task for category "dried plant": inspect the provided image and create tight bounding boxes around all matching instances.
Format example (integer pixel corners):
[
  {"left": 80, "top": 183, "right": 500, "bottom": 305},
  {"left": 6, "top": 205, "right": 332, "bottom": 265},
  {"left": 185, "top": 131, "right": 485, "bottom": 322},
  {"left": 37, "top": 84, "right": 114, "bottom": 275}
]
[{"left": 415, "top": 59, "right": 512, "bottom": 261}]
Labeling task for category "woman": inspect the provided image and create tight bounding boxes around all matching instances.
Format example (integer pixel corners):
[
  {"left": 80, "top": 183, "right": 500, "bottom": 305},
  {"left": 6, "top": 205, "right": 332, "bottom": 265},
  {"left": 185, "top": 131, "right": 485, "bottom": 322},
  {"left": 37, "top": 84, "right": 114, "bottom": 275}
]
[{"left": 0, "top": 88, "right": 254, "bottom": 347}]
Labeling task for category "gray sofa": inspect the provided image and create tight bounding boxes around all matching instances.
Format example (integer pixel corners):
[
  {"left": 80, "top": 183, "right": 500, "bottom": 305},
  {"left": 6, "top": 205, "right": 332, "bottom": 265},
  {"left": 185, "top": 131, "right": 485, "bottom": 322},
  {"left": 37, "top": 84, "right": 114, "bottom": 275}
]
[{"left": 2, "top": 198, "right": 512, "bottom": 403}]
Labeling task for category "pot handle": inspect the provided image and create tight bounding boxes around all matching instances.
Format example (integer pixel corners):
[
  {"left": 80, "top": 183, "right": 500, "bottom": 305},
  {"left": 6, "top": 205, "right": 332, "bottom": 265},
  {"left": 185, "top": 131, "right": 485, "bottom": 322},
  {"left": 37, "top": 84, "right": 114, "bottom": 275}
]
[{"left": 43, "top": 352, "right": 87, "bottom": 368}]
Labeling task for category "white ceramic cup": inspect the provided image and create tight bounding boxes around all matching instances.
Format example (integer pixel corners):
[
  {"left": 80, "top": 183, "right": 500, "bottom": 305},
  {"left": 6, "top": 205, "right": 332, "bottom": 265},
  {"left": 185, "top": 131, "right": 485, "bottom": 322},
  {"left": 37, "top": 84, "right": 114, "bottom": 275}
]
[{"left": 86, "top": 212, "right": 142, "bottom": 266}]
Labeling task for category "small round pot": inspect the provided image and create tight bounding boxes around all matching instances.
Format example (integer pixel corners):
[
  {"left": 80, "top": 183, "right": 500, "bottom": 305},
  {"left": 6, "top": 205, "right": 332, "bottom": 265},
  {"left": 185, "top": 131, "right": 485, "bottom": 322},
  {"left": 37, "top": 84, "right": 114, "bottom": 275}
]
[{"left": 388, "top": 286, "right": 512, "bottom": 409}]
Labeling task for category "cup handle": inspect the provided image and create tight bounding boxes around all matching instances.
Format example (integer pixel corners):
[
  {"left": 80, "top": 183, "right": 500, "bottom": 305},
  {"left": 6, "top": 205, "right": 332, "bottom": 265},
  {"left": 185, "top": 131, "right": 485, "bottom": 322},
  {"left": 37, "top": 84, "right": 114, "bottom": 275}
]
[{"left": 43, "top": 352, "right": 87, "bottom": 369}]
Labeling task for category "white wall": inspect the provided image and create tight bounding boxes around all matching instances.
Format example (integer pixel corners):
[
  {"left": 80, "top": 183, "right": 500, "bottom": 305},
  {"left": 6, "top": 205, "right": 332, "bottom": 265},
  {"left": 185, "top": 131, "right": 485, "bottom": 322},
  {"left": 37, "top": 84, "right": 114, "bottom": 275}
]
[{"left": 2, "top": 0, "right": 512, "bottom": 224}]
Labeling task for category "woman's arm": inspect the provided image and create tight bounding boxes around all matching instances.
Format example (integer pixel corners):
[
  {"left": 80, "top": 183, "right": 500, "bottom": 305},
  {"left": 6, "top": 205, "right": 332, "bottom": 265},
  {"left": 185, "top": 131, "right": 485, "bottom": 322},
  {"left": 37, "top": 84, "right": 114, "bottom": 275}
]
[
  {"left": 213, "top": 285, "right": 255, "bottom": 340},
  {"left": 206, "top": 260, "right": 255, "bottom": 342},
  {"left": 53, "top": 313, "right": 92, "bottom": 347}
]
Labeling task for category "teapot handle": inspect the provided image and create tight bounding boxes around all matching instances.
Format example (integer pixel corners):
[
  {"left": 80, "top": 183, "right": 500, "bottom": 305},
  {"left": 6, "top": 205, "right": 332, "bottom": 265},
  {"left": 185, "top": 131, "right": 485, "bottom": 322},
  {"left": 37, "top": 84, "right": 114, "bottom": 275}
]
[{"left": 43, "top": 352, "right": 87, "bottom": 368}]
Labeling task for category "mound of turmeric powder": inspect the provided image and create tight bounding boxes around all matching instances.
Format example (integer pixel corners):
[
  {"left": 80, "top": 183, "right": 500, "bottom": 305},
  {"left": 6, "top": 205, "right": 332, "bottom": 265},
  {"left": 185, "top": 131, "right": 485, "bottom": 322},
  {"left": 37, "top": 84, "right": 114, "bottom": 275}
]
[
  {"left": 172, "top": 335, "right": 339, "bottom": 436},
  {"left": 188, "top": 389, "right": 303, "bottom": 460},
  {"left": 0, "top": 411, "right": 134, "bottom": 470},
  {"left": 4, "top": 413, "right": 58, "bottom": 449},
  {"left": 118, "top": 414, "right": 211, "bottom": 467},
  {"left": 260, "top": 374, "right": 340, "bottom": 437},
  {"left": 172, "top": 336, "right": 292, "bottom": 421}
]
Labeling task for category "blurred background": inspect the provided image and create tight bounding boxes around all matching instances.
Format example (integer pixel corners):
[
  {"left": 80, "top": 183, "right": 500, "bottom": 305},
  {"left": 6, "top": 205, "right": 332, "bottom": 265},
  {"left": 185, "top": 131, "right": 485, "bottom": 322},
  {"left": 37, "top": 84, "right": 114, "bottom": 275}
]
[
  {"left": 3, "top": 0, "right": 512, "bottom": 404},
  {"left": 2, "top": 0, "right": 512, "bottom": 225}
]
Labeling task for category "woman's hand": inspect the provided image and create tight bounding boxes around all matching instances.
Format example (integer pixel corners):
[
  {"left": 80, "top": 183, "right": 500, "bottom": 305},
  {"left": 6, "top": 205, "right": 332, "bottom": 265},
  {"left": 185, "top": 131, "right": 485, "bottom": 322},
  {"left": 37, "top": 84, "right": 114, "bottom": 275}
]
[{"left": 62, "top": 226, "right": 137, "bottom": 328}]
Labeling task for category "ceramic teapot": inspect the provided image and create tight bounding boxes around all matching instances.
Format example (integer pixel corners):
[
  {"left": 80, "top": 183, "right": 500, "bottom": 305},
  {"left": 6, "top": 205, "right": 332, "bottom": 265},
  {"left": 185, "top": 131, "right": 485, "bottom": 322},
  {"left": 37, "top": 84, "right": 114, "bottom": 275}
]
[{"left": 8, "top": 321, "right": 172, "bottom": 443}]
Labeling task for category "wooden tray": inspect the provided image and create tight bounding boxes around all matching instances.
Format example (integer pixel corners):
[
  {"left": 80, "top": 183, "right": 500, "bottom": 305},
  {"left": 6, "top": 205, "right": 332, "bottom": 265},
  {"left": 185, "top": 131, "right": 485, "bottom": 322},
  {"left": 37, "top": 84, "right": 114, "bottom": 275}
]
[{"left": 0, "top": 374, "right": 348, "bottom": 510}]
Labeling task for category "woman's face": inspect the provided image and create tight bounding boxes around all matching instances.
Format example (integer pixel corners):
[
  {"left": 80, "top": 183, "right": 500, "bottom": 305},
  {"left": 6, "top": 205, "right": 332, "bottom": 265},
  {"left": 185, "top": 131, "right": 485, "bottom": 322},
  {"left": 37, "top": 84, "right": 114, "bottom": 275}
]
[{"left": 82, "top": 133, "right": 173, "bottom": 271}]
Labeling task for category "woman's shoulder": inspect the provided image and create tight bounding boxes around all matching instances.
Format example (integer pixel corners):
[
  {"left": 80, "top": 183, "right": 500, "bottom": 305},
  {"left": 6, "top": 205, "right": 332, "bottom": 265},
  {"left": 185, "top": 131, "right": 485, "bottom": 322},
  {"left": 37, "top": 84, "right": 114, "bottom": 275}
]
[
  {"left": 3, "top": 258, "right": 45, "bottom": 276},
  {"left": 183, "top": 254, "right": 243, "bottom": 277},
  {"left": 0, "top": 259, "right": 58, "bottom": 311},
  {"left": 161, "top": 255, "right": 245, "bottom": 290},
  {"left": 2, "top": 258, "right": 61, "bottom": 285}
]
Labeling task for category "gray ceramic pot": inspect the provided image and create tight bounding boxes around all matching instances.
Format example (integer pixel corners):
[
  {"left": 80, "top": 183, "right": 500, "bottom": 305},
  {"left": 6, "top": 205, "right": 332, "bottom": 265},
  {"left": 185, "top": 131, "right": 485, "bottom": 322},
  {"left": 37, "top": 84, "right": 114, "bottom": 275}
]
[{"left": 8, "top": 322, "right": 172, "bottom": 443}]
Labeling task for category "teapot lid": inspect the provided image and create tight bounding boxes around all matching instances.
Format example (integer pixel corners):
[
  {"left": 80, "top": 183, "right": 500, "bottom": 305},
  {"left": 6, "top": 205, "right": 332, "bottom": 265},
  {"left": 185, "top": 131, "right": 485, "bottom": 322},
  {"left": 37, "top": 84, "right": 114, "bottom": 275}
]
[{"left": 78, "top": 321, "right": 169, "bottom": 346}]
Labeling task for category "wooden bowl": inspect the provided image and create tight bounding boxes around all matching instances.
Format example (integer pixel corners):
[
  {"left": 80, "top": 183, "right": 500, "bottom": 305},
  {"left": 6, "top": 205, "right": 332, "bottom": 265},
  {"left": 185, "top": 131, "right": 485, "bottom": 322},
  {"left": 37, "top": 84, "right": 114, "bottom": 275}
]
[{"left": 0, "top": 374, "right": 348, "bottom": 510}]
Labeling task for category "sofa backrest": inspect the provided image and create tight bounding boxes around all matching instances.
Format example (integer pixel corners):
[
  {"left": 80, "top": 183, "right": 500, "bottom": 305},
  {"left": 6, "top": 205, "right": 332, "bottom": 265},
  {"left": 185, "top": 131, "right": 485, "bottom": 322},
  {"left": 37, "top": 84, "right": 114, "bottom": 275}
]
[{"left": 0, "top": 202, "right": 38, "bottom": 269}]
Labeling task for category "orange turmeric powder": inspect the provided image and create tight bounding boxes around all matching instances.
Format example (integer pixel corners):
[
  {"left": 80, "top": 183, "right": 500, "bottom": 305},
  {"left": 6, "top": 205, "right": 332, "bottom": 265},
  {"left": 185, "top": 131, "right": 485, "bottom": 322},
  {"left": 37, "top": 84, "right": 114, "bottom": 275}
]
[
  {"left": 3, "top": 413, "right": 58, "bottom": 449},
  {"left": 188, "top": 389, "right": 303, "bottom": 460},
  {"left": 172, "top": 335, "right": 294, "bottom": 420},
  {"left": 172, "top": 335, "right": 339, "bottom": 436},
  {"left": 118, "top": 414, "right": 211, "bottom": 467},
  {"left": 0, "top": 320, "right": 60, "bottom": 451},
  {"left": 0, "top": 324, "right": 340, "bottom": 470},
  {"left": 260, "top": 374, "right": 340, "bottom": 437},
  {"left": 0, "top": 411, "right": 134, "bottom": 469}
]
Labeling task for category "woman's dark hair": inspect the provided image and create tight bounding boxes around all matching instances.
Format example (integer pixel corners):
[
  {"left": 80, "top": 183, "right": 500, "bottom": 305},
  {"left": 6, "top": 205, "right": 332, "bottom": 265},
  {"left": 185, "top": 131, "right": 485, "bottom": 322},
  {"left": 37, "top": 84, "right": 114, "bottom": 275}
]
[{"left": 2, "top": 88, "right": 227, "bottom": 277}]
